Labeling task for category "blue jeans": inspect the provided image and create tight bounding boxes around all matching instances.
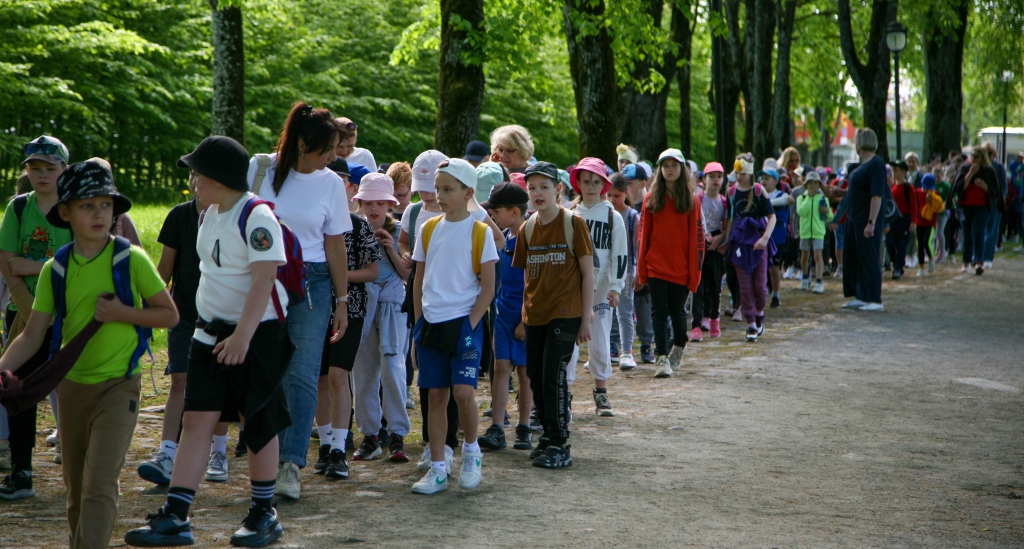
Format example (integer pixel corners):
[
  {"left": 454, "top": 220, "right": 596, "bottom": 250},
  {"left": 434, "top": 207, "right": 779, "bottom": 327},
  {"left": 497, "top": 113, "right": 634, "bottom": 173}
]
[
  {"left": 983, "top": 210, "right": 1001, "bottom": 262},
  {"left": 278, "top": 262, "right": 333, "bottom": 468},
  {"left": 962, "top": 206, "right": 991, "bottom": 266}
]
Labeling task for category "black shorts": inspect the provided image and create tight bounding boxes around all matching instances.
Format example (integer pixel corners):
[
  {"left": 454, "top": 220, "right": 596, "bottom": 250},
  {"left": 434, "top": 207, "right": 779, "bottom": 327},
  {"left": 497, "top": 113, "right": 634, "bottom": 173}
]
[{"left": 319, "top": 318, "right": 365, "bottom": 375}]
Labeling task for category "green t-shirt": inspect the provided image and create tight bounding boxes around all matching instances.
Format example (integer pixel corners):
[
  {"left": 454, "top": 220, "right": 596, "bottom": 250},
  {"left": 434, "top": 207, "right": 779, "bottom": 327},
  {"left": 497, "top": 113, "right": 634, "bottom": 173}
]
[
  {"left": 0, "top": 192, "right": 73, "bottom": 309},
  {"left": 33, "top": 240, "right": 166, "bottom": 385},
  {"left": 936, "top": 181, "right": 951, "bottom": 203}
]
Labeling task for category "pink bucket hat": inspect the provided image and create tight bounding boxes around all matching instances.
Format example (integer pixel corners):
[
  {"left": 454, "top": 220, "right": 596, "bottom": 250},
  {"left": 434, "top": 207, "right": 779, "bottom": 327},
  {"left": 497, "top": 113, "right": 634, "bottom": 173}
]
[
  {"left": 353, "top": 173, "right": 398, "bottom": 204},
  {"left": 569, "top": 157, "right": 612, "bottom": 195}
]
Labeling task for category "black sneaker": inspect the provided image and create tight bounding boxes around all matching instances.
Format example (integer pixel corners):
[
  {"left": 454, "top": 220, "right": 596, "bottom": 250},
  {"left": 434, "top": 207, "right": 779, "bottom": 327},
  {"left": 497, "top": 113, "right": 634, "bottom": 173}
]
[
  {"left": 530, "top": 436, "right": 551, "bottom": 459},
  {"left": 387, "top": 433, "right": 409, "bottom": 462},
  {"left": 377, "top": 428, "right": 391, "bottom": 450},
  {"left": 532, "top": 445, "right": 573, "bottom": 469},
  {"left": 324, "top": 449, "right": 349, "bottom": 480},
  {"left": 229, "top": 503, "right": 282, "bottom": 547},
  {"left": 770, "top": 294, "right": 780, "bottom": 308},
  {"left": 352, "top": 435, "right": 381, "bottom": 461},
  {"left": 513, "top": 425, "right": 533, "bottom": 450},
  {"left": 125, "top": 508, "right": 194, "bottom": 547},
  {"left": 892, "top": 270, "right": 902, "bottom": 280},
  {"left": 502, "top": 411, "right": 511, "bottom": 427},
  {"left": 482, "top": 408, "right": 493, "bottom": 418},
  {"left": 478, "top": 424, "right": 507, "bottom": 450},
  {"left": 746, "top": 327, "right": 758, "bottom": 342},
  {"left": 755, "top": 316, "right": 765, "bottom": 336},
  {"left": 0, "top": 470, "right": 34, "bottom": 500},
  {"left": 313, "top": 444, "right": 331, "bottom": 475},
  {"left": 234, "top": 434, "right": 248, "bottom": 458}
]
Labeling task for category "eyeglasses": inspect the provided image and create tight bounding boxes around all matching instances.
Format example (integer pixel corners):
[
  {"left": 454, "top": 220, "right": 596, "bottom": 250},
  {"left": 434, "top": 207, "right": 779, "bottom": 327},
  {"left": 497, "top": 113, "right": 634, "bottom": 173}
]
[
  {"left": 495, "top": 146, "right": 518, "bottom": 156},
  {"left": 339, "top": 121, "right": 357, "bottom": 131},
  {"left": 25, "top": 142, "right": 63, "bottom": 158}
]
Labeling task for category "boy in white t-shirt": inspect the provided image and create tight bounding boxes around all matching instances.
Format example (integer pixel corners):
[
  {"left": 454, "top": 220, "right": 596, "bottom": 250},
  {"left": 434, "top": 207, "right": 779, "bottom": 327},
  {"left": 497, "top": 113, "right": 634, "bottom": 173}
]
[
  {"left": 127, "top": 137, "right": 294, "bottom": 548},
  {"left": 410, "top": 158, "right": 498, "bottom": 495}
]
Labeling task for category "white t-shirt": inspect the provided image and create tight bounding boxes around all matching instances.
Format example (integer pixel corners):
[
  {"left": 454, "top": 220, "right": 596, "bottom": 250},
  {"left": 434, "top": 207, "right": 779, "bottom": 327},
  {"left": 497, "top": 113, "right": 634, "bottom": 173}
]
[
  {"left": 400, "top": 204, "right": 490, "bottom": 247},
  {"left": 247, "top": 155, "right": 352, "bottom": 263},
  {"left": 196, "top": 193, "right": 288, "bottom": 323},
  {"left": 344, "top": 147, "right": 377, "bottom": 172},
  {"left": 412, "top": 216, "right": 498, "bottom": 323}
]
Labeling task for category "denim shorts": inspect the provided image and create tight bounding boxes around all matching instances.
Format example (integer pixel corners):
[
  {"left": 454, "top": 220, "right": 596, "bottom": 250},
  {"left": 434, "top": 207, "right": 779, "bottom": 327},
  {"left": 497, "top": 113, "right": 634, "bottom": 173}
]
[
  {"left": 414, "top": 315, "right": 483, "bottom": 389},
  {"left": 164, "top": 319, "right": 196, "bottom": 375}
]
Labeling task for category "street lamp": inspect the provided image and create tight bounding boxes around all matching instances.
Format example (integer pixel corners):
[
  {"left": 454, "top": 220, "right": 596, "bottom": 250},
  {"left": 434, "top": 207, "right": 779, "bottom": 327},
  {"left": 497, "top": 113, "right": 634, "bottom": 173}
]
[
  {"left": 886, "top": 21, "right": 907, "bottom": 160},
  {"left": 1002, "top": 70, "right": 1014, "bottom": 164}
]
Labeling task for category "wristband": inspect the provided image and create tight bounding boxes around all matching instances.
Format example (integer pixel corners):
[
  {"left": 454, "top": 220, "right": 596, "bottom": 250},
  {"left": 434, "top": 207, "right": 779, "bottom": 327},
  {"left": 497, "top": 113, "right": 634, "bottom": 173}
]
[
  {"left": 334, "top": 296, "right": 349, "bottom": 306},
  {"left": 867, "top": 219, "right": 875, "bottom": 225}
]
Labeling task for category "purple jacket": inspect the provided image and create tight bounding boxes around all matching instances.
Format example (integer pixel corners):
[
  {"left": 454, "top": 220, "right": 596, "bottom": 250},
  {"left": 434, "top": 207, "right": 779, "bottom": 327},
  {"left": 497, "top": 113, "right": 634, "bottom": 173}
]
[{"left": 729, "top": 216, "right": 777, "bottom": 274}]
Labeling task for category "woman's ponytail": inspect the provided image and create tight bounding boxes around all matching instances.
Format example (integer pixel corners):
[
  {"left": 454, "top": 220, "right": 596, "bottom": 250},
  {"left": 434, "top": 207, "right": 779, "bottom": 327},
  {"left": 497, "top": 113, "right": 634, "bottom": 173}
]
[{"left": 273, "top": 101, "right": 339, "bottom": 194}]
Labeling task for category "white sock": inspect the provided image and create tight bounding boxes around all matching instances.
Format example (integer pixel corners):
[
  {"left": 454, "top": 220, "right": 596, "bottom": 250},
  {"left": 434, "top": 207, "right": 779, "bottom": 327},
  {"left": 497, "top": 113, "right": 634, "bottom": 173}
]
[
  {"left": 463, "top": 441, "right": 480, "bottom": 454},
  {"left": 331, "top": 428, "right": 348, "bottom": 452},
  {"left": 160, "top": 440, "right": 178, "bottom": 461},
  {"left": 317, "top": 423, "right": 333, "bottom": 445},
  {"left": 748, "top": 322, "right": 757, "bottom": 329},
  {"left": 211, "top": 434, "right": 228, "bottom": 455},
  {"left": 431, "top": 461, "right": 447, "bottom": 475}
]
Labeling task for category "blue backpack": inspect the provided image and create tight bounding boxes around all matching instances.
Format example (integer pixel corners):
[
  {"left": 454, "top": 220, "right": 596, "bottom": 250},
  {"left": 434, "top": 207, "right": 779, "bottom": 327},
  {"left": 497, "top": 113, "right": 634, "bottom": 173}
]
[{"left": 49, "top": 236, "right": 153, "bottom": 378}]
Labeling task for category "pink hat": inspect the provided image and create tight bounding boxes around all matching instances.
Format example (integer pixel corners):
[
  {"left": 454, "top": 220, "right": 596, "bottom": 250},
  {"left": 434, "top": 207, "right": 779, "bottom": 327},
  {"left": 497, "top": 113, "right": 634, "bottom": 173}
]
[
  {"left": 569, "top": 157, "right": 612, "bottom": 195},
  {"left": 703, "top": 162, "right": 725, "bottom": 174},
  {"left": 353, "top": 173, "right": 398, "bottom": 204},
  {"left": 510, "top": 172, "right": 527, "bottom": 190}
]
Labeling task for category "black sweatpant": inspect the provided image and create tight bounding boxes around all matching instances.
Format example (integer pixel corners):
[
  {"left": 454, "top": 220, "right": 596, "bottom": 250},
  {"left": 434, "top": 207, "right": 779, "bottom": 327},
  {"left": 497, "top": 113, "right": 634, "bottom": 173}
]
[
  {"left": 649, "top": 279, "right": 689, "bottom": 356},
  {"left": 843, "top": 221, "right": 883, "bottom": 303},
  {"left": 726, "top": 261, "right": 739, "bottom": 308},
  {"left": 692, "top": 249, "right": 724, "bottom": 328},
  {"left": 916, "top": 225, "right": 933, "bottom": 264},
  {"left": 885, "top": 217, "right": 912, "bottom": 273},
  {"left": 5, "top": 306, "right": 53, "bottom": 472},
  {"left": 525, "top": 317, "right": 580, "bottom": 446}
]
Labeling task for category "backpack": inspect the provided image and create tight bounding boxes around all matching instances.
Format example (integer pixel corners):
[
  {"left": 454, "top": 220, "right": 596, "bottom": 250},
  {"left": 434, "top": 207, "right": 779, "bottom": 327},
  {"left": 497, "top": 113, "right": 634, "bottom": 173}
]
[
  {"left": 523, "top": 207, "right": 577, "bottom": 257},
  {"left": 200, "top": 197, "right": 307, "bottom": 321},
  {"left": 406, "top": 202, "right": 425, "bottom": 254},
  {"left": 728, "top": 183, "right": 766, "bottom": 218},
  {"left": 11, "top": 194, "right": 28, "bottom": 224},
  {"left": 251, "top": 154, "right": 274, "bottom": 196},
  {"left": 49, "top": 236, "right": 152, "bottom": 378},
  {"left": 420, "top": 215, "right": 489, "bottom": 277}
]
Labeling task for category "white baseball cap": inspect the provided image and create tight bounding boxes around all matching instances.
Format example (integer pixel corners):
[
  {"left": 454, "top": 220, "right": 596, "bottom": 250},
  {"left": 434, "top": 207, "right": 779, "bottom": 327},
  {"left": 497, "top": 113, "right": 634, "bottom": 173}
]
[
  {"left": 412, "top": 149, "right": 448, "bottom": 193},
  {"left": 435, "top": 158, "right": 483, "bottom": 212}
]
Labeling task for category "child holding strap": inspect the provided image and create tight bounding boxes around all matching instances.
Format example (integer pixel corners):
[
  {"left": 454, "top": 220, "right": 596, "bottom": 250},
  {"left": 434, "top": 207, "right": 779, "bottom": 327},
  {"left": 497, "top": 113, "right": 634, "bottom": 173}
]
[
  {"left": 692, "top": 162, "right": 728, "bottom": 341},
  {"left": 796, "top": 171, "right": 832, "bottom": 294}
]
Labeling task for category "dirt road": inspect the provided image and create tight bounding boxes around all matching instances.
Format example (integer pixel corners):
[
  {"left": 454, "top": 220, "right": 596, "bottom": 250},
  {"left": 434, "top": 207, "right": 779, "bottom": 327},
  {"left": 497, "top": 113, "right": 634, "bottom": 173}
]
[{"left": 3, "top": 257, "right": 1023, "bottom": 548}]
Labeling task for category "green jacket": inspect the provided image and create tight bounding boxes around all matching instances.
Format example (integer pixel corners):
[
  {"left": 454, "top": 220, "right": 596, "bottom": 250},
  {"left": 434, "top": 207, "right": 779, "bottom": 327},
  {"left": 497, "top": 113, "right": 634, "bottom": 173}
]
[{"left": 796, "top": 192, "right": 833, "bottom": 240}]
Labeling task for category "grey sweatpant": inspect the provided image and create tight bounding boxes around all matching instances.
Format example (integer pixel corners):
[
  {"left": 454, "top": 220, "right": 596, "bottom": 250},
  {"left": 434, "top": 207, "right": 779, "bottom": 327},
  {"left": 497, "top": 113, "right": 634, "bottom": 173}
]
[
  {"left": 610, "top": 271, "right": 636, "bottom": 354},
  {"left": 353, "top": 307, "right": 411, "bottom": 438}
]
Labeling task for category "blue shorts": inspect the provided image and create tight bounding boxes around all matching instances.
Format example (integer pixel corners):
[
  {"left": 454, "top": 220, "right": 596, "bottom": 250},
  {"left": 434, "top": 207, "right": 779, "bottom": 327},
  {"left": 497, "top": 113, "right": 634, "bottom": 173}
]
[
  {"left": 835, "top": 226, "right": 846, "bottom": 250},
  {"left": 414, "top": 315, "right": 483, "bottom": 389},
  {"left": 493, "top": 310, "right": 526, "bottom": 366},
  {"left": 165, "top": 319, "right": 195, "bottom": 375}
]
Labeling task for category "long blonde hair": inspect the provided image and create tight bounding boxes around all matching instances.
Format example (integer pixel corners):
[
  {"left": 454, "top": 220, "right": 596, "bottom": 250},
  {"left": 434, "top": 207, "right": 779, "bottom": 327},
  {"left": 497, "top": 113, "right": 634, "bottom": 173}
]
[{"left": 647, "top": 160, "right": 694, "bottom": 214}]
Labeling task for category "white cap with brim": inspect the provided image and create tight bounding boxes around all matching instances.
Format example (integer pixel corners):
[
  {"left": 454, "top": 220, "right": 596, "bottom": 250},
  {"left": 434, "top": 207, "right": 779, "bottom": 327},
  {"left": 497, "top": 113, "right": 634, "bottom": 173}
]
[
  {"left": 436, "top": 158, "right": 483, "bottom": 212},
  {"left": 412, "top": 149, "right": 448, "bottom": 193}
]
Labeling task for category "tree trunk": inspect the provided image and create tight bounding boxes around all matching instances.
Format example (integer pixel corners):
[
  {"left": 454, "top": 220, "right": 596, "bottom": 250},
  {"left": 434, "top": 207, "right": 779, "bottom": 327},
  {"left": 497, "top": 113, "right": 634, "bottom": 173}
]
[
  {"left": 673, "top": 2, "right": 696, "bottom": 158},
  {"left": 741, "top": 0, "right": 756, "bottom": 153},
  {"left": 210, "top": 0, "right": 245, "bottom": 144},
  {"left": 837, "top": 0, "right": 895, "bottom": 161},
  {"left": 619, "top": 0, "right": 674, "bottom": 161},
  {"left": 563, "top": 0, "right": 619, "bottom": 164},
  {"left": 435, "top": 0, "right": 485, "bottom": 158},
  {"left": 749, "top": 0, "right": 775, "bottom": 163},
  {"left": 922, "top": 1, "right": 969, "bottom": 163},
  {"left": 719, "top": 0, "right": 744, "bottom": 162},
  {"left": 771, "top": 0, "right": 797, "bottom": 154}
]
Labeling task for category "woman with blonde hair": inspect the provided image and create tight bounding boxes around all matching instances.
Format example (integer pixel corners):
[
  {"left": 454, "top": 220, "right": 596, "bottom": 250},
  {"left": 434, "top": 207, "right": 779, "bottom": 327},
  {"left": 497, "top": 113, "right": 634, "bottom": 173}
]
[{"left": 489, "top": 125, "right": 534, "bottom": 174}]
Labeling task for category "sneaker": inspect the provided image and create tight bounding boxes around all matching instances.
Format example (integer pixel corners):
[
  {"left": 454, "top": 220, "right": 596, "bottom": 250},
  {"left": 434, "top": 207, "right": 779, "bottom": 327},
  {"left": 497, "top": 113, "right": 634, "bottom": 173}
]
[
  {"left": 689, "top": 327, "right": 703, "bottom": 343},
  {"left": 353, "top": 435, "right": 382, "bottom": 461},
  {"left": 654, "top": 356, "right": 672, "bottom": 378},
  {"left": 976, "top": 265, "right": 985, "bottom": 275},
  {"left": 416, "top": 446, "right": 432, "bottom": 471},
  {"left": 859, "top": 302, "right": 884, "bottom": 312},
  {"left": 709, "top": 319, "right": 721, "bottom": 338},
  {"left": 478, "top": 424, "right": 507, "bottom": 450},
  {"left": 387, "top": 433, "right": 409, "bottom": 463},
  {"left": 610, "top": 342, "right": 620, "bottom": 364},
  {"left": 917, "top": 268, "right": 925, "bottom": 277},
  {"left": 770, "top": 294, "right": 781, "bottom": 308},
  {"left": 204, "top": 451, "right": 229, "bottom": 483},
  {"left": 668, "top": 345, "right": 685, "bottom": 371},
  {"left": 834, "top": 270, "right": 843, "bottom": 280},
  {"left": 458, "top": 451, "right": 483, "bottom": 489},
  {"left": 928, "top": 260, "right": 935, "bottom": 273},
  {"left": 138, "top": 451, "right": 174, "bottom": 485},
  {"left": 799, "top": 278, "right": 810, "bottom": 291},
  {"left": 732, "top": 309, "right": 743, "bottom": 322},
  {"left": 0, "top": 470, "right": 34, "bottom": 500},
  {"left": 783, "top": 266, "right": 795, "bottom": 279},
  {"left": 53, "top": 438, "right": 61, "bottom": 464},
  {"left": 125, "top": 508, "right": 194, "bottom": 547},
  {"left": 406, "top": 386, "right": 416, "bottom": 410},
  {"left": 45, "top": 431, "right": 58, "bottom": 446},
  {"left": 618, "top": 354, "right": 637, "bottom": 370},
  {"left": 533, "top": 444, "right": 572, "bottom": 469},
  {"left": 416, "top": 445, "right": 453, "bottom": 474},
  {"left": 229, "top": 504, "right": 282, "bottom": 548},
  {"left": 593, "top": 390, "right": 615, "bottom": 417},
  {"left": 794, "top": 270, "right": 803, "bottom": 280},
  {"left": 0, "top": 440, "right": 9, "bottom": 471},
  {"left": 325, "top": 449, "right": 349, "bottom": 480},
  {"left": 528, "top": 408, "right": 543, "bottom": 432},
  {"left": 841, "top": 298, "right": 866, "bottom": 309},
  {"left": 984, "top": 261, "right": 993, "bottom": 269},
  {"left": 513, "top": 425, "right": 533, "bottom": 450},
  {"left": 502, "top": 411, "right": 511, "bottom": 427},
  {"left": 377, "top": 428, "right": 391, "bottom": 450},
  {"left": 746, "top": 327, "right": 758, "bottom": 342},
  {"left": 275, "top": 462, "right": 300, "bottom": 500},
  {"left": 482, "top": 408, "right": 492, "bottom": 418},
  {"left": 701, "top": 318, "right": 711, "bottom": 331},
  {"left": 640, "top": 345, "right": 655, "bottom": 364},
  {"left": 812, "top": 281, "right": 825, "bottom": 294},
  {"left": 411, "top": 467, "right": 448, "bottom": 495},
  {"left": 530, "top": 437, "right": 551, "bottom": 460},
  {"left": 234, "top": 434, "right": 248, "bottom": 458},
  {"left": 313, "top": 444, "right": 331, "bottom": 475},
  {"left": 960, "top": 264, "right": 969, "bottom": 273},
  {"left": 892, "top": 270, "right": 902, "bottom": 280},
  {"left": 756, "top": 319, "right": 765, "bottom": 336}
]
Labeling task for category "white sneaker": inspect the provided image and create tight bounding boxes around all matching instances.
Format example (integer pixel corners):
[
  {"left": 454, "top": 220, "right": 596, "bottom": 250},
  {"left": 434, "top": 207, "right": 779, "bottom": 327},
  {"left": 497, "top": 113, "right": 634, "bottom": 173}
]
[
  {"left": 138, "top": 451, "right": 174, "bottom": 485},
  {"left": 45, "top": 431, "right": 59, "bottom": 446},
  {"left": 799, "top": 278, "right": 810, "bottom": 291},
  {"left": 654, "top": 356, "right": 672, "bottom": 378},
  {"left": 983, "top": 261, "right": 993, "bottom": 269},
  {"left": 834, "top": 269, "right": 843, "bottom": 280},
  {"left": 812, "top": 281, "right": 825, "bottom": 294},
  {"left": 928, "top": 260, "right": 935, "bottom": 273},
  {"left": 618, "top": 354, "right": 637, "bottom": 370},
  {"left": 668, "top": 346, "right": 685, "bottom": 371},
  {"left": 860, "top": 302, "right": 884, "bottom": 312},
  {"left": 416, "top": 445, "right": 453, "bottom": 475},
  {"left": 411, "top": 467, "right": 448, "bottom": 495},
  {"left": 794, "top": 270, "right": 803, "bottom": 281},
  {"left": 457, "top": 451, "right": 483, "bottom": 489},
  {"left": 960, "top": 265, "right": 969, "bottom": 273},
  {"left": 841, "top": 298, "right": 866, "bottom": 309},
  {"left": 204, "top": 451, "right": 229, "bottom": 482},
  {"left": 783, "top": 266, "right": 795, "bottom": 279},
  {"left": 417, "top": 446, "right": 432, "bottom": 471},
  {"left": 276, "top": 462, "right": 301, "bottom": 500},
  {"left": 917, "top": 268, "right": 925, "bottom": 277}
]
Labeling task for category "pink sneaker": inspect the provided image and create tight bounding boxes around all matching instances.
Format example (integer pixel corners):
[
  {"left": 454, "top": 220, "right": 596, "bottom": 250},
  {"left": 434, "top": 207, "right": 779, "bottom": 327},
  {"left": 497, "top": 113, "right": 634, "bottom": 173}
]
[
  {"left": 689, "top": 327, "right": 703, "bottom": 343},
  {"left": 700, "top": 317, "right": 711, "bottom": 331},
  {"left": 709, "top": 319, "right": 721, "bottom": 338}
]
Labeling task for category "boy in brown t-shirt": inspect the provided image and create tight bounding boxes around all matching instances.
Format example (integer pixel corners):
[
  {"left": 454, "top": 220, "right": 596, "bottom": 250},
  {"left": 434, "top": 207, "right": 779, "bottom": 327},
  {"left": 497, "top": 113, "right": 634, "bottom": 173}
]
[{"left": 512, "top": 161, "right": 594, "bottom": 469}]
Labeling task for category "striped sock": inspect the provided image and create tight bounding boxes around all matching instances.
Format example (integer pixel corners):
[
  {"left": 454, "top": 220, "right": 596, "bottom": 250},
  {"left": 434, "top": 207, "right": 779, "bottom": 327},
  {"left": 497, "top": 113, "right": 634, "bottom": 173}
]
[
  {"left": 251, "top": 479, "right": 275, "bottom": 511},
  {"left": 165, "top": 486, "right": 195, "bottom": 521}
]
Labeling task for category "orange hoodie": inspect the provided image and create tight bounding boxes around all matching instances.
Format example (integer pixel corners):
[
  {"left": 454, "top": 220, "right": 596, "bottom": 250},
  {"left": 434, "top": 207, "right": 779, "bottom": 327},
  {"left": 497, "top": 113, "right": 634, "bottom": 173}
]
[{"left": 637, "top": 194, "right": 705, "bottom": 292}]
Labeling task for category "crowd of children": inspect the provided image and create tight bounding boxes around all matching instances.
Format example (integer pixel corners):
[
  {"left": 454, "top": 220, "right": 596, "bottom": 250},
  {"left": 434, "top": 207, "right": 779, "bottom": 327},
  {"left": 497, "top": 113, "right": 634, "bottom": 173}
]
[{"left": 0, "top": 118, "right": 1015, "bottom": 547}]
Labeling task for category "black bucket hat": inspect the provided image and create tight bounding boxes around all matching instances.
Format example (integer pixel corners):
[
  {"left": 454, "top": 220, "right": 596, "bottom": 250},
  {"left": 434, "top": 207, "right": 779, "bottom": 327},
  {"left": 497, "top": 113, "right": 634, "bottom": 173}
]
[
  {"left": 177, "top": 136, "right": 250, "bottom": 191},
  {"left": 46, "top": 161, "right": 133, "bottom": 229}
]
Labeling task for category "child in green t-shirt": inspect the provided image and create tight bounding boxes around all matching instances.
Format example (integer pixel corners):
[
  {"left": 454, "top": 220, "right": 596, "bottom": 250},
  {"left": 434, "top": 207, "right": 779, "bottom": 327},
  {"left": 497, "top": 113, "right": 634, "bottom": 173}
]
[{"left": 0, "top": 160, "right": 178, "bottom": 548}]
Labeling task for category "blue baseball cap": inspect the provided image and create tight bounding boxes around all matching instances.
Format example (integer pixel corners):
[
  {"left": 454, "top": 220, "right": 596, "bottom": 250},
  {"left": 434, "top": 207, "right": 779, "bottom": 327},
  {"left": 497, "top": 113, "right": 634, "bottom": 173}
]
[
  {"left": 348, "top": 163, "right": 371, "bottom": 185},
  {"left": 757, "top": 169, "right": 779, "bottom": 181},
  {"left": 622, "top": 163, "right": 650, "bottom": 180}
]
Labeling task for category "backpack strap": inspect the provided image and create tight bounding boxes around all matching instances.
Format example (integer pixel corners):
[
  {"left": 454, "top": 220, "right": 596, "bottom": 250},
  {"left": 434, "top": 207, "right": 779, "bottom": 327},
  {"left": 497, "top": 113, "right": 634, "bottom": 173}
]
[
  {"left": 111, "top": 236, "right": 153, "bottom": 378},
  {"left": 48, "top": 243, "right": 73, "bottom": 359},
  {"left": 471, "top": 221, "right": 488, "bottom": 276},
  {"left": 523, "top": 207, "right": 575, "bottom": 257},
  {"left": 237, "top": 197, "right": 287, "bottom": 321},
  {"left": 408, "top": 202, "right": 424, "bottom": 252},
  {"left": 12, "top": 194, "right": 29, "bottom": 225},
  {"left": 251, "top": 154, "right": 273, "bottom": 196},
  {"left": 420, "top": 214, "right": 442, "bottom": 259}
]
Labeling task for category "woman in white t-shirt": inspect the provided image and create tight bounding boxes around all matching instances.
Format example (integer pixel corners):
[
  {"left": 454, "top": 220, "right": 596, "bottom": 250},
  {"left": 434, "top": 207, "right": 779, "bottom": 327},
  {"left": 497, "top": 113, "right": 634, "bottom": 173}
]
[
  {"left": 245, "top": 102, "right": 352, "bottom": 499},
  {"left": 335, "top": 117, "right": 377, "bottom": 172}
]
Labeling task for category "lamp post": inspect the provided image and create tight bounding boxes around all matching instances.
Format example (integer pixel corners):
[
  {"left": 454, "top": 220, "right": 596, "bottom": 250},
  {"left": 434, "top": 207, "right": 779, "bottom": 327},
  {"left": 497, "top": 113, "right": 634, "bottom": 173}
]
[
  {"left": 886, "top": 21, "right": 907, "bottom": 161},
  {"left": 1002, "top": 71, "right": 1014, "bottom": 165}
]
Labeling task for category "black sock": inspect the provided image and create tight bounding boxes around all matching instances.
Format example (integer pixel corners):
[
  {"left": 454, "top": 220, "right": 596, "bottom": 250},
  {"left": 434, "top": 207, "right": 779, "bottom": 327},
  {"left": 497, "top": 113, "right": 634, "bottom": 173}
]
[
  {"left": 165, "top": 486, "right": 195, "bottom": 521},
  {"left": 594, "top": 388, "right": 607, "bottom": 394},
  {"left": 755, "top": 315, "right": 764, "bottom": 327},
  {"left": 251, "top": 479, "right": 275, "bottom": 511},
  {"left": 816, "top": 278, "right": 822, "bottom": 283}
]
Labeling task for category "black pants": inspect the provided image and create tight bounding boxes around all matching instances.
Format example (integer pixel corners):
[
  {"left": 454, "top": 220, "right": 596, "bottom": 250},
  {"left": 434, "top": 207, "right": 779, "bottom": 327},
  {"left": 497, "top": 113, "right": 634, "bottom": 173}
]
[
  {"left": 885, "top": 217, "right": 912, "bottom": 273},
  {"left": 725, "top": 260, "right": 739, "bottom": 308},
  {"left": 692, "top": 249, "right": 725, "bottom": 328},
  {"left": 525, "top": 317, "right": 580, "bottom": 446},
  {"left": 916, "top": 225, "right": 933, "bottom": 264},
  {"left": 5, "top": 307, "right": 53, "bottom": 472},
  {"left": 419, "top": 387, "right": 459, "bottom": 448},
  {"left": 945, "top": 213, "right": 961, "bottom": 257},
  {"left": 843, "top": 221, "right": 883, "bottom": 303},
  {"left": 649, "top": 279, "right": 689, "bottom": 356}
]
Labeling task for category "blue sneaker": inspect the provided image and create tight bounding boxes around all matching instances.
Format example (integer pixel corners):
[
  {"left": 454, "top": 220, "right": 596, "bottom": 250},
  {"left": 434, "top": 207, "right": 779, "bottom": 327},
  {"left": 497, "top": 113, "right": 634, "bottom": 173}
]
[
  {"left": 229, "top": 504, "right": 283, "bottom": 547},
  {"left": 125, "top": 508, "right": 194, "bottom": 547},
  {"left": 640, "top": 345, "right": 655, "bottom": 364}
]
